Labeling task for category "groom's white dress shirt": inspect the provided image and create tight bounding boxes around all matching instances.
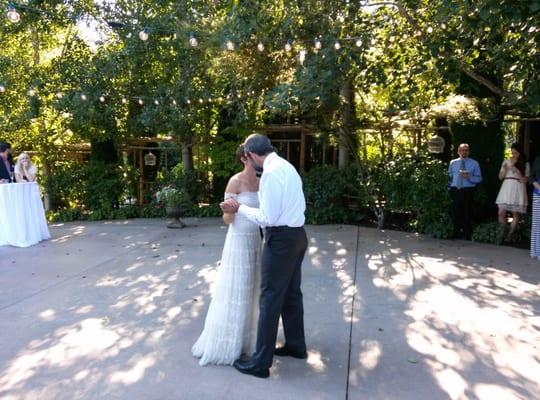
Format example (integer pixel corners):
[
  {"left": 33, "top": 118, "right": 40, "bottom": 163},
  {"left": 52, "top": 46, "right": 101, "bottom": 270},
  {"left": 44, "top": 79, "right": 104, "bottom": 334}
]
[{"left": 238, "top": 152, "right": 305, "bottom": 228}]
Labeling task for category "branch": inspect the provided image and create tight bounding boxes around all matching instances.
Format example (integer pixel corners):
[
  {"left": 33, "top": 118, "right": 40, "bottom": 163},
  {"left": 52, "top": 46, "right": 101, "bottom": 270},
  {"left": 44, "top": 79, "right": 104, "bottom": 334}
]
[{"left": 394, "top": 1, "right": 507, "bottom": 98}]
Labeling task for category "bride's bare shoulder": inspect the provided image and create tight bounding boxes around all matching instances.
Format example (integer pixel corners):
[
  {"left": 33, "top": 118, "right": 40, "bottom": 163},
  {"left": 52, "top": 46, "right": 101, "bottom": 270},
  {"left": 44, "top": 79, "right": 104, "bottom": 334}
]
[{"left": 225, "top": 174, "right": 242, "bottom": 193}]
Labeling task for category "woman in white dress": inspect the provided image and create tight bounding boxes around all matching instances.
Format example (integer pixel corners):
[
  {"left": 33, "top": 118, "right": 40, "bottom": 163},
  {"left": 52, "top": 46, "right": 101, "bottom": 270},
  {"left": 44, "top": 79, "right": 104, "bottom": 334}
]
[
  {"left": 495, "top": 143, "right": 529, "bottom": 243},
  {"left": 192, "top": 144, "right": 261, "bottom": 365}
]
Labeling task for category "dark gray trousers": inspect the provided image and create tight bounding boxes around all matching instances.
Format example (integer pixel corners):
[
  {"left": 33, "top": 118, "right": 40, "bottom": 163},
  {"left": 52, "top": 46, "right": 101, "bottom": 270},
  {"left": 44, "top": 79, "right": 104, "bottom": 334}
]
[{"left": 252, "top": 226, "right": 308, "bottom": 368}]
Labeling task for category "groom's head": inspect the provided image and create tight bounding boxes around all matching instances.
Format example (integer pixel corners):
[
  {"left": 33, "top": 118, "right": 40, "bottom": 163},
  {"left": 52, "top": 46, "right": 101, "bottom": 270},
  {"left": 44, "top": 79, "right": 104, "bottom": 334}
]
[
  {"left": 243, "top": 134, "right": 273, "bottom": 156},
  {"left": 243, "top": 134, "right": 273, "bottom": 176}
]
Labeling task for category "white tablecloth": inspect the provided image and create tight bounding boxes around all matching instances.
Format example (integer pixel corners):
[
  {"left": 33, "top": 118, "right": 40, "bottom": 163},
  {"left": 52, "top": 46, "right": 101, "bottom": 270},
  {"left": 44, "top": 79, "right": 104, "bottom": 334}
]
[{"left": 0, "top": 182, "right": 51, "bottom": 247}]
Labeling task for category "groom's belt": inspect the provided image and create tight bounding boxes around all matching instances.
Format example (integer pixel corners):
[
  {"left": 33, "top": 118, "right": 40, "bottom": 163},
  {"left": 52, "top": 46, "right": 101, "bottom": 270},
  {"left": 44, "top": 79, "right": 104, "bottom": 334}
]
[{"left": 266, "top": 225, "right": 303, "bottom": 232}]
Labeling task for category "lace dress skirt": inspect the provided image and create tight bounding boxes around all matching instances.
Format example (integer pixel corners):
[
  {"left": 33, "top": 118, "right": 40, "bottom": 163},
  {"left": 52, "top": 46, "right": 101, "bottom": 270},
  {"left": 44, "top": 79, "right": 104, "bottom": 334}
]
[
  {"left": 495, "top": 179, "right": 528, "bottom": 213},
  {"left": 192, "top": 192, "right": 261, "bottom": 365}
]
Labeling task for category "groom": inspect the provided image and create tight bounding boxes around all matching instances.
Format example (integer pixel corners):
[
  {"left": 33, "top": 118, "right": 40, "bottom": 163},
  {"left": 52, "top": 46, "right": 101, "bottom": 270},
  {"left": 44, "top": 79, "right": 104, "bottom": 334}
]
[{"left": 220, "top": 133, "right": 308, "bottom": 378}]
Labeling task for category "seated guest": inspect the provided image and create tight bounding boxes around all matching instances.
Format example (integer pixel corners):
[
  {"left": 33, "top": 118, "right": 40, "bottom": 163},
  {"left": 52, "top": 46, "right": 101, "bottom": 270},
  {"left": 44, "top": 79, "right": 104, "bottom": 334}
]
[
  {"left": 0, "top": 142, "right": 14, "bottom": 183},
  {"left": 14, "top": 152, "right": 37, "bottom": 183}
]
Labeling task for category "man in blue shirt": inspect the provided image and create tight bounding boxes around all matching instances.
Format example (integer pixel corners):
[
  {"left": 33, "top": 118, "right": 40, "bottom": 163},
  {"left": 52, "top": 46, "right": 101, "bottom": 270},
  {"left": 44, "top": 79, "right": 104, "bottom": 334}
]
[{"left": 448, "top": 143, "right": 483, "bottom": 240}]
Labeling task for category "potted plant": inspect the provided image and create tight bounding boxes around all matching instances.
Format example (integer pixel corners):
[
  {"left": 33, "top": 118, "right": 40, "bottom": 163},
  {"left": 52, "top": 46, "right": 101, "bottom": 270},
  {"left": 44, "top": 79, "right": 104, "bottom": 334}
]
[{"left": 155, "top": 184, "right": 192, "bottom": 228}]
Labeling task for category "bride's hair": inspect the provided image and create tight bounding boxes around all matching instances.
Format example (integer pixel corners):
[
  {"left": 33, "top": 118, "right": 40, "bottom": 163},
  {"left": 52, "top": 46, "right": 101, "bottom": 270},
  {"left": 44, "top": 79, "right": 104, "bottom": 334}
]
[{"left": 235, "top": 144, "right": 246, "bottom": 164}]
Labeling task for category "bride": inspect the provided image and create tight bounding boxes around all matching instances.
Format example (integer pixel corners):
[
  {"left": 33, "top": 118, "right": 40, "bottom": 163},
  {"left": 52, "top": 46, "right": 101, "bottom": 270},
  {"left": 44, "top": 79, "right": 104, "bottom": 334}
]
[{"left": 192, "top": 144, "right": 261, "bottom": 365}]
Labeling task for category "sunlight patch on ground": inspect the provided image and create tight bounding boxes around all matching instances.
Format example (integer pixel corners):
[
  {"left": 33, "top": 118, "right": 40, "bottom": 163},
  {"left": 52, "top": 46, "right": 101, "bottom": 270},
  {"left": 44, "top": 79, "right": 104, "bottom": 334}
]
[
  {"left": 0, "top": 318, "right": 121, "bottom": 391},
  {"left": 39, "top": 309, "right": 56, "bottom": 321},
  {"left": 108, "top": 353, "right": 157, "bottom": 385},
  {"left": 306, "top": 350, "right": 326, "bottom": 372},
  {"left": 474, "top": 384, "right": 522, "bottom": 400}
]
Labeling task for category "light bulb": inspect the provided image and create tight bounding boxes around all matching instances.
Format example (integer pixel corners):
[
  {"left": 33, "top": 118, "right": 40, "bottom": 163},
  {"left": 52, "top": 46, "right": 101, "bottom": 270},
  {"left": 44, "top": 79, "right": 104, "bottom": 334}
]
[
  {"left": 121, "top": 97, "right": 127, "bottom": 104},
  {"left": 138, "top": 99, "right": 144, "bottom": 105},
  {"left": 6, "top": 7, "right": 20, "bottom": 23},
  {"left": 0, "top": 85, "right": 5, "bottom": 93},
  {"left": 154, "top": 99, "right": 159, "bottom": 105},
  {"left": 139, "top": 29, "right": 149, "bottom": 41},
  {"left": 56, "top": 92, "right": 63, "bottom": 99},
  {"left": 427, "top": 26, "right": 433, "bottom": 34},
  {"left": 186, "top": 99, "right": 191, "bottom": 105},
  {"left": 314, "top": 38, "right": 322, "bottom": 50},
  {"left": 171, "top": 99, "right": 177, "bottom": 105},
  {"left": 299, "top": 49, "right": 306, "bottom": 65},
  {"left": 355, "top": 39, "right": 362, "bottom": 47},
  {"left": 189, "top": 33, "right": 198, "bottom": 47},
  {"left": 257, "top": 42, "right": 264, "bottom": 52},
  {"left": 99, "top": 95, "right": 105, "bottom": 102},
  {"left": 226, "top": 40, "right": 235, "bottom": 51},
  {"left": 334, "top": 41, "right": 341, "bottom": 50},
  {"left": 28, "top": 89, "right": 36, "bottom": 96},
  {"left": 198, "top": 98, "right": 204, "bottom": 104},
  {"left": 284, "top": 40, "right": 292, "bottom": 52},
  {"left": 80, "top": 94, "right": 87, "bottom": 101}
]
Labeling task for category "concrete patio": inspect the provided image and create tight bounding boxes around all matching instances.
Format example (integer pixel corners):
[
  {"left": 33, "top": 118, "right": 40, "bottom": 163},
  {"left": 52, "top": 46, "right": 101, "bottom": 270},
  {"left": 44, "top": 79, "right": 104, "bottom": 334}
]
[{"left": 0, "top": 218, "right": 539, "bottom": 400}]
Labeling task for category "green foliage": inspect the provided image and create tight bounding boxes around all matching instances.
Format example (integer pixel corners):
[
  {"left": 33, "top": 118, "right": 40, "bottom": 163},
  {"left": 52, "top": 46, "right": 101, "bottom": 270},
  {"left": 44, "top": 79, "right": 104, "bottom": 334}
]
[
  {"left": 155, "top": 185, "right": 191, "bottom": 207},
  {"left": 472, "top": 215, "right": 531, "bottom": 245},
  {"left": 164, "top": 163, "right": 207, "bottom": 203},
  {"left": 47, "top": 204, "right": 166, "bottom": 222},
  {"left": 82, "top": 161, "right": 124, "bottom": 211},
  {"left": 47, "top": 159, "right": 86, "bottom": 209}
]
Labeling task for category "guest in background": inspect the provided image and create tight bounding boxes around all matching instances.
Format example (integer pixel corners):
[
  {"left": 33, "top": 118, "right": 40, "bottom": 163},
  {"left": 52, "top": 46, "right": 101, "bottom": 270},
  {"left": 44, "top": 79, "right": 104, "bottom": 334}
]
[
  {"left": 14, "top": 152, "right": 37, "bottom": 183},
  {"left": 0, "top": 142, "right": 14, "bottom": 183},
  {"left": 495, "top": 143, "right": 529, "bottom": 243},
  {"left": 448, "top": 143, "right": 483, "bottom": 240},
  {"left": 529, "top": 155, "right": 540, "bottom": 260}
]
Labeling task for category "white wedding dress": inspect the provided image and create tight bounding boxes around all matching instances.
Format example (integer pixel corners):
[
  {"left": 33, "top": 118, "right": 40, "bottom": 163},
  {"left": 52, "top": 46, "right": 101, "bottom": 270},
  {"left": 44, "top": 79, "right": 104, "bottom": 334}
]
[{"left": 192, "top": 192, "right": 261, "bottom": 365}]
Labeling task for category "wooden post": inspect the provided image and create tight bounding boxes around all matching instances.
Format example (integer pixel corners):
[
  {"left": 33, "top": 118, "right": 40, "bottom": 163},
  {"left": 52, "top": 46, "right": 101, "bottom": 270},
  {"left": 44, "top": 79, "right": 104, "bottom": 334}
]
[{"left": 138, "top": 149, "right": 144, "bottom": 205}]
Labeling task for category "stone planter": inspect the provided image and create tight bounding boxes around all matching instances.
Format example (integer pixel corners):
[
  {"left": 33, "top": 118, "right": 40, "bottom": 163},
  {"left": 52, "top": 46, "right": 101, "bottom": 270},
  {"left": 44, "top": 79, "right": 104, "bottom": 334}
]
[{"left": 165, "top": 204, "right": 187, "bottom": 228}]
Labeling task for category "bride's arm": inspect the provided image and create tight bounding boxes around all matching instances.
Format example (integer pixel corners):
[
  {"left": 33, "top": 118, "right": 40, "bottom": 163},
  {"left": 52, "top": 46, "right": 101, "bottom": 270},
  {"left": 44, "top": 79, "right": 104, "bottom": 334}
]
[{"left": 223, "top": 178, "right": 240, "bottom": 224}]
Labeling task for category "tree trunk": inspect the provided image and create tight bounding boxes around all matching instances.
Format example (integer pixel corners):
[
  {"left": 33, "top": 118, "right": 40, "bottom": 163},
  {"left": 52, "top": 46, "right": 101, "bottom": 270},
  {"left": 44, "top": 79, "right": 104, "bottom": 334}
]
[
  {"left": 30, "top": 27, "right": 52, "bottom": 211},
  {"left": 181, "top": 140, "right": 193, "bottom": 171},
  {"left": 338, "top": 79, "right": 357, "bottom": 168}
]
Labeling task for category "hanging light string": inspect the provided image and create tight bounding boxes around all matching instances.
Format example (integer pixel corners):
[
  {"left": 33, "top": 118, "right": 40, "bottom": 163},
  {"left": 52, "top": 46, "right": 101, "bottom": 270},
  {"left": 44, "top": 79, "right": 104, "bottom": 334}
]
[
  {"left": 0, "top": 85, "right": 267, "bottom": 111},
  {"left": 3, "top": 1, "right": 375, "bottom": 53}
]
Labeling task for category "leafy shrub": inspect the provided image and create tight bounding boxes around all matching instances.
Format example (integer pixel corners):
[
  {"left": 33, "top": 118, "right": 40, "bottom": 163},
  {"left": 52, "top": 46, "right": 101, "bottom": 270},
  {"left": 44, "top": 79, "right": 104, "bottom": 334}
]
[
  {"left": 47, "top": 160, "right": 86, "bottom": 209},
  {"left": 83, "top": 161, "right": 124, "bottom": 211}
]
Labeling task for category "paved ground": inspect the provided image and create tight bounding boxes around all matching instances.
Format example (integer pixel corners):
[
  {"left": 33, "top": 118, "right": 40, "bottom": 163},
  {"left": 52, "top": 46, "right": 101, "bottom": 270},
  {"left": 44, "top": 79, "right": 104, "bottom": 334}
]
[{"left": 0, "top": 218, "right": 539, "bottom": 400}]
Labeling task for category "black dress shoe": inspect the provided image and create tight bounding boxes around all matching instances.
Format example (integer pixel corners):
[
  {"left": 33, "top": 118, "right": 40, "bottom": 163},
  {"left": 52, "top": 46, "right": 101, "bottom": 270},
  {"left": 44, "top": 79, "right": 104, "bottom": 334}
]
[
  {"left": 274, "top": 346, "right": 308, "bottom": 359},
  {"left": 233, "top": 359, "right": 269, "bottom": 378}
]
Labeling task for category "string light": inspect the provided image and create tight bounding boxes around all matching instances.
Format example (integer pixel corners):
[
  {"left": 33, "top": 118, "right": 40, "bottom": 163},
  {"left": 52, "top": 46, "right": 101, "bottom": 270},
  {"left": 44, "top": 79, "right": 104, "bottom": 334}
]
[
  {"left": 355, "top": 38, "right": 362, "bottom": 47},
  {"left": 138, "top": 98, "right": 144, "bottom": 105},
  {"left": 284, "top": 40, "right": 292, "bottom": 52},
  {"left": 80, "top": 94, "right": 87, "bottom": 101},
  {"left": 225, "top": 40, "right": 235, "bottom": 51},
  {"left": 6, "top": 6, "right": 20, "bottom": 23},
  {"left": 28, "top": 89, "right": 36, "bottom": 96},
  {"left": 257, "top": 41, "right": 264, "bottom": 52},
  {"left": 299, "top": 49, "right": 306, "bottom": 65},
  {"left": 186, "top": 99, "right": 191, "bottom": 105},
  {"left": 55, "top": 92, "right": 63, "bottom": 99},
  {"left": 0, "top": 85, "right": 5, "bottom": 93},
  {"left": 154, "top": 99, "right": 159, "bottom": 105},
  {"left": 314, "top": 38, "right": 322, "bottom": 50},
  {"left": 171, "top": 99, "right": 177, "bottom": 105},
  {"left": 139, "top": 28, "right": 149, "bottom": 41},
  {"left": 334, "top": 41, "right": 341, "bottom": 50},
  {"left": 99, "top": 95, "right": 106, "bottom": 102},
  {"left": 189, "top": 32, "right": 198, "bottom": 47},
  {"left": 121, "top": 97, "right": 127, "bottom": 104}
]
